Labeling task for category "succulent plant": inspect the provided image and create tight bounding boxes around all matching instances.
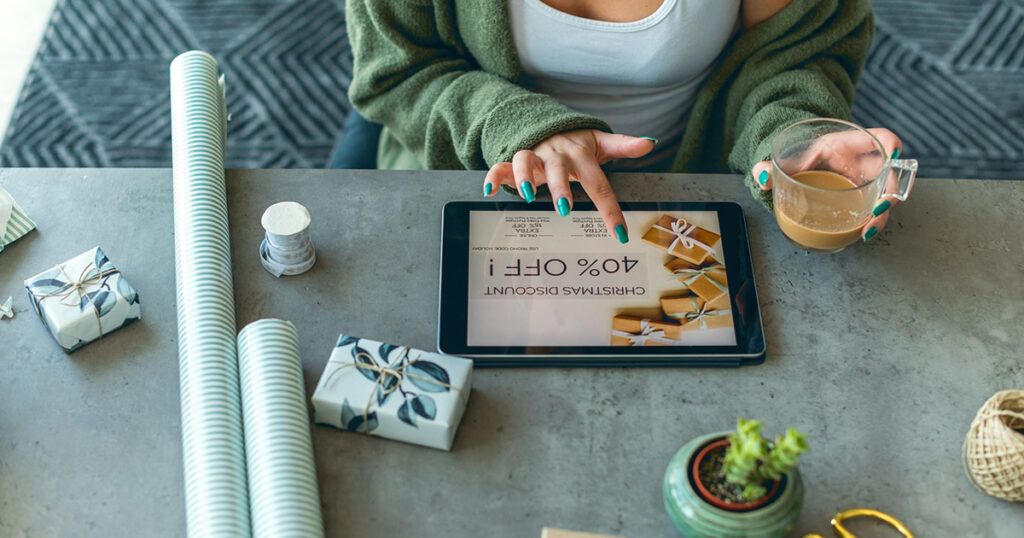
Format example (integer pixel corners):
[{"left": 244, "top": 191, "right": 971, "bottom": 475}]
[{"left": 723, "top": 418, "right": 809, "bottom": 501}]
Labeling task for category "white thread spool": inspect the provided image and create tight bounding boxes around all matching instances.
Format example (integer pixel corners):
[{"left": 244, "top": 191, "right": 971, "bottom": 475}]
[{"left": 260, "top": 202, "right": 316, "bottom": 277}]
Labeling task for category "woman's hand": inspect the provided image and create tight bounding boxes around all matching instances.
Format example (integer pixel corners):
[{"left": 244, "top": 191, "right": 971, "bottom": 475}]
[
  {"left": 751, "top": 127, "right": 903, "bottom": 242},
  {"left": 483, "top": 130, "right": 656, "bottom": 244}
]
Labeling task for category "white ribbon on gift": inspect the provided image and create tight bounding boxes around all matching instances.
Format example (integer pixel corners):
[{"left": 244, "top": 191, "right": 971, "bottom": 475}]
[
  {"left": 668, "top": 263, "right": 727, "bottom": 287},
  {"left": 652, "top": 217, "right": 715, "bottom": 259},
  {"left": 611, "top": 319, "right": 683, "bottom": 346},
  {"left": 683, "top": 303, "right": 733, "bottom": 330}
]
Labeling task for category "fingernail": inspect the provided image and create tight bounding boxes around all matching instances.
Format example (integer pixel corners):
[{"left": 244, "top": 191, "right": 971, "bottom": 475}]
[
  {"left": 614, "top": 224, "right": 629, "bottom": 244},
  {"left": 641, "top": 136, "right": 659, "bottom": 145},
  {"left": 891, "top": 148, "right": 900, "bottom": 160},
  {"left": 557, "top": 197, "right": 570, "bottom": 217},
  {"left": 758, "top": 170, "right": 768, "bottom": 186},
  {"left": 863, "top": 226, "right": 878, "bottom": 242},
  {"left": 520, "top": 181, "right": 535, "bottom": 203},
  {"left": 872, "top": 199, "right": 891, "bottom": 217},
  {"left": 483, "top": 183, "right": 493, "bottom": 196}
]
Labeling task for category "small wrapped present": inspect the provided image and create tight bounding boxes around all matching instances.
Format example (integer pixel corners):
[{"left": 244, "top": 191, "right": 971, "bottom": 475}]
[
  {"left": 610, "top": 315, "right": 682, "bottom": 346},
  {"left": 641, "top": 215, "right": 721, "bottom": 265},
  {"left": 665, "top": 258, "right": 727, "bottom": 287},
  {"left": 680, "top": 304, "right": 734, "bottom": 332},
  {"left": 24, "top": 247, "right": 142, "bottom": 352},
  {"left": 312, "top": 335, "right": 472, "bottom": 451},
  {"left": 660, "top": 294, "right": 705, "bottom": 320},
  {"left": 665, "top": 259, "right": 730, "bottom": 311},
  {"left": 0, "top": 185, "right": 36, "bottom": 253}
]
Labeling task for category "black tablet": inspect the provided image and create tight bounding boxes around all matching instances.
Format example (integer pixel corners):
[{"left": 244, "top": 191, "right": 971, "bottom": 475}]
[{"left": 438, "top": 201, "right": 765, "bottom": 367}]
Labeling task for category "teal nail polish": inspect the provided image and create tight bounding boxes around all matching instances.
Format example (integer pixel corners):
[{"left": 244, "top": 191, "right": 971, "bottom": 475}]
[
  {"left": 891, "top": 148, "right": 900, "bottom": 160},
  {"left": 758, "top": 170, "right": 768, "bottom": 186},
  {"left": 557, "top": 197, "right": 570, "bottom": 217},
  {"left": 863, "top": 226, "right": 878, "bottom": 242},
  {"left": 483, "top": 183, "right": 493, "bottom": 196},
  {"left": 520, "top": 181, "right": 535, "bottom": 203},
  {"left": 641, "top": 136, "right": 659, "bottom": 145},
  {"left": 872, "top": 199, "right": 891, "bottom": 217},
  {"left": 614, "top": 224, "right": 629, "bottom": 244}
]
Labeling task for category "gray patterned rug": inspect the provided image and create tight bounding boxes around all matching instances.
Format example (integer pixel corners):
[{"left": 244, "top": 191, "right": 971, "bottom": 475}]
[{"left": 1, "top": 0, "right": 1022, "bottom": 179}]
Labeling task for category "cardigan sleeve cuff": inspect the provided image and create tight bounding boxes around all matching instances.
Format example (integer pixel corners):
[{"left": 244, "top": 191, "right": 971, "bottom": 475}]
[{"left": 480, "top": 92, "right": 612, "bottom": 166}]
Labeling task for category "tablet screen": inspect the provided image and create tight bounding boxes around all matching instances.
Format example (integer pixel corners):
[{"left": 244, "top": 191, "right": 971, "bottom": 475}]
[{"left": 466, "top": 210, "right": 737, "bottom": 347}]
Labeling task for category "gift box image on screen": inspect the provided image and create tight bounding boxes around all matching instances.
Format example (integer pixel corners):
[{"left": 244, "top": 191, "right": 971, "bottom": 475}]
[{"left": 466, "top": 210, "right": 736, "bottom": 347}]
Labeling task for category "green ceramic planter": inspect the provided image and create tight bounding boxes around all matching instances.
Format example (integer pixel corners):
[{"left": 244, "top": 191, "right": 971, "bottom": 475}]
[{"left": 663, "top": 432, "right": 804, "bottom": 537}]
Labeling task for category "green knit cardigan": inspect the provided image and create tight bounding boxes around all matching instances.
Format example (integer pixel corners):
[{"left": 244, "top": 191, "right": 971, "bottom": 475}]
[{"left": 346, "top": 0, "right": 874, "bottom": 205}]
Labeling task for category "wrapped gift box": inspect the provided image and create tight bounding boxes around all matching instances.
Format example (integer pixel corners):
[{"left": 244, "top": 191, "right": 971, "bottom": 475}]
[
  {"left": 660, "top": 294, "right": 705, "bottom": 321},
  {"left": 688, "top": 274, "right": 730, "bottom": 311},
  {"left": 664, "top": 259, "right": 729, "bottom": 310},
  {"left": 680, "top": 306, "right": 734, "bottom": 332},
  {"left": 312, "top": 335, "right": 473, "bottom": 451},
  {"left": 665, "top": 258, "right": 727, "bottom": 287},
  {"left": 24, "top": 247, "right": 141, "bottom": 352},
  {"left": 610, "top": 315, "right": 682, "bottom": 346},
  {"left": 0, "top": 186, "right": 36, "bottom": 253},
  {"left": 641, "top": 215, "right": 720, "bottom": 265}
]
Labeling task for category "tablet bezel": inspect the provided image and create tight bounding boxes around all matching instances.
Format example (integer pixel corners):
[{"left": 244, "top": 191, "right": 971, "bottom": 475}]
[{"left": 438, "top": 201, "right": 766, "bottom": 367}]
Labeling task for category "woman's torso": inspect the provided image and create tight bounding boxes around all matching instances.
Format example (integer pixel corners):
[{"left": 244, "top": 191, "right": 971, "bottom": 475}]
[{"left": 508, "top": 0, "right": 741, "bottom": 170}]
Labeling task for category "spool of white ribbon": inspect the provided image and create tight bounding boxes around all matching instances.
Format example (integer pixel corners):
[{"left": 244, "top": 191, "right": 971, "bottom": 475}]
[{"left": 260, "top": 202, "right": 316, "bottom": 277}]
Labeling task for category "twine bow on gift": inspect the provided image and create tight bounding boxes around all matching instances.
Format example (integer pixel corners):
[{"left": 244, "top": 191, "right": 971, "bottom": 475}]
[
  {"left": 653, "top": 218, "right": 715, "bottom": 258},
  {"left": 683, "top": 303, "right": 732, "bottom": 330},
  {"left": 32, "top": 262, "right": 120, "bottom": 339},
  {"left": 326, "top": 346, "right": 466, "bottom": 434},
  {"left": 664, "top": 296, "right": 704, "bottom": 320},
  {"left": 611, "top": 319, "right": 680, "bottom": 346}
]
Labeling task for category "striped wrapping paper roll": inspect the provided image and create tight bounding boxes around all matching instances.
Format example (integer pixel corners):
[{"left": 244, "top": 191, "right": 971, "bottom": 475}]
[
  {"left": 170, "top": 51, "right": 250, "bottom": 537},
  {"left": 237, "top": 320, "right": 324, "bottom": 538}
]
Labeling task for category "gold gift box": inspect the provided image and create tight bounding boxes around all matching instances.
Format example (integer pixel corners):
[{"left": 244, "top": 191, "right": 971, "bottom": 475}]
[
  {"left": 681, "top": 309, "right": 734, "bottom": 331},
  {"left": 664, "top": 258, "right": 730, "bottom": 310},
  {"left": 688, "top": 275, "right": 730, "bottom": 311},
  {"left": 660, "top": 294, "right": 705, "bottom": 320},
  {"left": 641, "top": 215, "right": 721, "bottom": 265},
  {"left": 610, "top": 314, "right": 681, "bottom": 346},
  {"left": 664, "top": 258, "right": 727, "bottom": 287}
]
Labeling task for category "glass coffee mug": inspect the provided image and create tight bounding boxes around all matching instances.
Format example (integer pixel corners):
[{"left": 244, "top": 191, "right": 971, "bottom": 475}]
[{"left": 771, "top": 119, "right": 917, "bottom": 253}]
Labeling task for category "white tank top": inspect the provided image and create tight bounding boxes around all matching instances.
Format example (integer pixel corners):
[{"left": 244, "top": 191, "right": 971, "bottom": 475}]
[{"left": 508, "top": 0, "right": 741, "bottom": 170}]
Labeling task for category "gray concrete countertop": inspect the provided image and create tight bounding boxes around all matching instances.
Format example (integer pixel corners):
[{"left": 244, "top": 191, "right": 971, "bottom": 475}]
[{"left": 1, "top": 168, "right": 1023, "bottom": 537}]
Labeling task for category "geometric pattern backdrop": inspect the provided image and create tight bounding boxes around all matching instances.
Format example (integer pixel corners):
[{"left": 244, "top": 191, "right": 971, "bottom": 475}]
[{"left": 1, "top": 0, "right": 1022, "bottom": 179}]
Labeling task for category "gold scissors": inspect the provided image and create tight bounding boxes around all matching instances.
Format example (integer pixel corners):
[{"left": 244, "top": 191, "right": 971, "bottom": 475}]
[{"left": 803, "top": 508, "right": 914, "bottom": 538}]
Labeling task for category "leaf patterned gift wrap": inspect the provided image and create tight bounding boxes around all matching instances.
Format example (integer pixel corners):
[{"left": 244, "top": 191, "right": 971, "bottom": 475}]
[
  {"left": 24, "top": 247, "right": 142, "bottom": 352},
  {"left": 312, "top": 335, "right": 473, "bottom": 451}
]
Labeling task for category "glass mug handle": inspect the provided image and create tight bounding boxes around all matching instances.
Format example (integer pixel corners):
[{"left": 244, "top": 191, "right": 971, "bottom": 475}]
[{"left": 880, "top": 158, "right": 918, "bottom": 203}]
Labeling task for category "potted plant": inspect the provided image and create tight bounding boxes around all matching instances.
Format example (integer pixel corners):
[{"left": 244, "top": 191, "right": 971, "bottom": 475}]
[{"left": 663, "top": 418, "right": 809, "bottom": 537}]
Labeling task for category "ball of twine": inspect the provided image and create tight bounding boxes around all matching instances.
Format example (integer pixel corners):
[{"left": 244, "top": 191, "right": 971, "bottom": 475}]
[{"left": 963, "top": 390, "right": 1024, "bottom": 501}]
